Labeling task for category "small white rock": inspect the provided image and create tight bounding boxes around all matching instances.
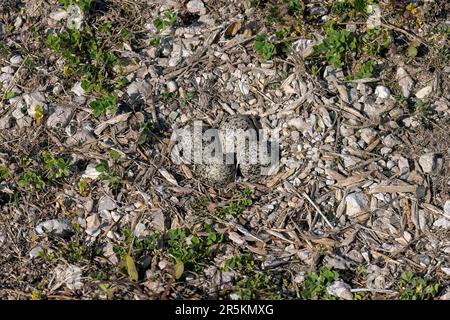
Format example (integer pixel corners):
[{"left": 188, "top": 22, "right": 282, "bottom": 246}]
[
  {"left": 166, "top": 80, "right": 178, "bottom": 93},
  {"left": 397, "top": 67, "right": 414, "bottom": 98},
  {"left": 444, "top": 200, "right": 450, "bottom": 216},
  {"left": 66, "top": 4, "right": 84, "bottom": 30},
  {"left": 71, "top": 81, "right": 86, "bottom": 96},
  {"left": 10, "top": 54, "right": 24, "bottom": 65},
  {"left": 440, "top": 289, "right": 450, "bottom": 300},
  {"left": 49, "top": 10, "right": 68, "bottom": 21},
  {"left": 415, "top": 85, "right": 433, "bottom": 99},
  {"left": 1, "top": 66, "right": 14, "bottom": 74},
  {"left": 168, "top": 43, "right": 183, "bottom": 67},
  {"left": 433, "top": 217, "right": 450, "bottom": 229},
  {"left": 98, "top": 195, "right": 117, "bottom": 212},
  {"left": 186, "top": 0, "right": 206, "bottom": 15},
  {"left": 0, "top": 73, "right": 13, "bottom": 85},
  {"left": 23, "top": 92, "right": 46, "bottom": 117},
  {"left": 86, "top": 214, "right": 101, "bottom": 236},
  {"left": 14, "top": 16, "right": 23, "bottom": 28},
  {"left": 0, "top": 115, "right": 12, "bottom": 130},
  {"left": 327, "top": 280, "right": 353, "bottom": 300},
  {"left": 397, "top": 156, "right": 410, "bottom": 174},
  {"left": 357, "top": 83, "right": 373, "bottom": 95},
  {"left": 418, "top": 153, "right": 437, "bottom": 173},
  {"left": 134, "top": 222, "right": 147, "bottom": 237},
  {"left": 383, "top": 134, "right": 400, "bottom": 148},
  {"left": 386, "top": 160, "right": 395, "bottom": 170},
  {"left": 375, "top": 85, "right": 390, "bottom": 99},
  {"left": 380, "top": 147, "right": 392, "bottom": 155},
  {"left": 238, "top": 80, "right": 249, "bottom": 95},
  {"left": 46, "top": 106, "right": 73, "bottom": 128},
  {"left": 29, "top": 246, "right": 44, "bottom": 259},
  {"left": 81, "top": 163, "right": 101, "bottom": 180},
  {"left": 53, "top": 265, "right": 83, "bottom": 291},
  {"left": 441, "top": 267, "right": 450, "bottom": 277},
  {"left": 35, "top": 219, "right": 74, "bottom": 237},
  {"left": 345, "top": 192, "right": 368, "bottom": 217}
]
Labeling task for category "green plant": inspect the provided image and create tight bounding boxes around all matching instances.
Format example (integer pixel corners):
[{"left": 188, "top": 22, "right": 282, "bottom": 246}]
[
  {"left": 223, "top": 254, "right": 255, "bottom": 272},
  {"left": 153, "top": 10, "right": 177, "bottom": 31},
  {"left": 4, "top": 91, "right": 16, "bottom": 100},
  {"left": 0, "top": 165, "right": 10, "bottom": 180},
  {"left": 234, "top": 272, "right": 273, "bottom": 299},
  {"left": 41, "top": 151, "right": 72, "bottom": 179},
  {"left": 314, "top": 24, "right": 357, "bottom": 68},
  {"left": 109, "top": 149, "right": 121, "bottom": 161},
  {"left": 313, "top": 21, "right": 389, "bottom": 79},
  {"left": 0, "top": 43, "right": 10, "bottom": 56},
  {"left": 98, "top": 22, "right": 112, "bottom": 34},
  {"left": 148, "top": 10, "right": 177, "bottom": 52},
  {"left": 47, "top": 25, "right": 122, "bottom": 96},
  {"left": 160, "top": 91, "right": 176, "bottom": 103},
  {"left": 115, "top": 228, "right": 161, "bottom": 259},
  {"left": 203, "top": 223, "right": 224, "bottom": 246},
  {"left": 34, "top": 105, "right": 44, "bottom": 122},
  {"left": 37, "top": 249, "right": 56, "bottom": 262},
  {"left": 415, "top": 99, "right": 430, "bottom": 116},
  {"left": 113, "top": 245, "right": 127, "bottom": 259},
  {"left": 359, "top": 28, "right": 390, "bottom": 57},
  {"left": 61, "top": 240, "right": 86, "bottom": 263},
  {"left": 21, "top": 157, "right": 32, "bottom": 167},
  {"left": 286, "top": 0, "right": 303, "bottom": 15},
  {"left": 77, "top": 179, "right": 89, "bottom": 194},
  {"left": 254, "top": 35, "right": 277, "bottom": 60},
  {"left": 166, "top": 228, "right": 201, "bottom": 271},
  {"left": 165, "top": 225, "right": 223, "bottom": 276},
  {"left": 138, "top": 121, "right": 155, "bottom": 145},
  {"left": 58, "top": 0, "right": 94, "bottom": 13},
  {"left": 119, "top": 29, "right": 135, "bottom": 43},
  {"left": 90, "top": 94, "right": 117, "bottom": 117},
  {"left": 275, "top": 27, "right": 293, "bottom": 55},
  {"left": 149, "top": 35, "right": 161, "bottom": 48},
  {"left": 353, "top": 60, "right": 375, "bottom": 79},
  {"left": 300, "top": 267, "right": 340, "bottom": 300},
  {"left": 266, "top": 6, "right": 282, "bottom": 24},
  {"left": 180, "top": 90, "right": 196, "bottom": 107},
  {"left": 399, "top": 272, "right": 440, "bottom": 300},
  {"left": 330, "top": 0, "right": 369, "bottom": 20},
  {"left": 18, "top": 172, "right": 46, "bottom": 190},
  {"left": 90, "top": 270, "right": 109, "bottom": 281},
  {"left": 95, "top": 160, "right": 121, "bottom": 186},
  {"left": 217, "top": 188, "right": 253, "bottom": 218},
  {"left": 135, "top": 233, "right": 160, "bottom": 255}
]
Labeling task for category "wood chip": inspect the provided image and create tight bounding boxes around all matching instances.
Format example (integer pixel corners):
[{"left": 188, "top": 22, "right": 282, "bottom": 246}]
[
  {"left": 335, "top": 172, "right": 373, "bottom": 188},
  {"left": 369, "top": 184, "right": 418, "bottom": 194},
  {"left": 94, "top": 113, "right": 130, "bottom": 135},
  {"left": 158, "top": 167, "right": 179, "bottom": 186}
]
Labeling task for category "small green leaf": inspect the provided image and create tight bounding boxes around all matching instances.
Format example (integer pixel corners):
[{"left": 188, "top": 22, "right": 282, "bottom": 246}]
[
  {"left": 174, "top": 260, "right": 184, "bottom": 279},
  {"left": 254, "top": 35, "right": 277, "bottom": 60},
  {"left": 407, "top": 46, "right": 418, "bottom": 58},
  {"left": 109, "top": 149, "right": 121, "bottom": 161},
  {"left": 149, "top": 35, "right": 161, "bottom": 47},
  {"left": 125, "top": 254, "right": 139, "bottom": 281},
  {"left": 77, "top": 179, "right": 89, "bottom": 194},
  {"left": 34, "top": 105, "right": 44, "bottom": 121},
  {"left": 4, "top": 91, "right": 16, "bottom": 100},
  {"left": 0, "top": 165, "right": 10, "bottom": 180},
  {"left": 90, "top": 94, "right": 117, "bottom": 117},
  {"left": 95, "top": 160, "right": 108, "bottom": 173}
]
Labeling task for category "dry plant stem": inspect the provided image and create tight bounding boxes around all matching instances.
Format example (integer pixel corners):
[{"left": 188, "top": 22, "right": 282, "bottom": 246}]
[{"left": 301, "top": 192, "right": 334, "bottom": 229}]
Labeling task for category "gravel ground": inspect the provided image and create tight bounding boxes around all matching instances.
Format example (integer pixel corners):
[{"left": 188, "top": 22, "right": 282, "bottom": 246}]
[{"left": 0, "top": 0, "right": 449, "bottom": 300}]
